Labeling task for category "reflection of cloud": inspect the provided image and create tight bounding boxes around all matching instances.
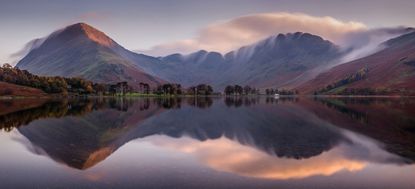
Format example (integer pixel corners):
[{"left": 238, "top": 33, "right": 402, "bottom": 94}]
[
  {"left": 147, "top": 136, "right": 366, "bottom": 180},
  {"left": 142, "top": 12, "right": 367, "bottom": 56},
  {"left": 84, "top": 171, "right": 106, "bottom": 181}
]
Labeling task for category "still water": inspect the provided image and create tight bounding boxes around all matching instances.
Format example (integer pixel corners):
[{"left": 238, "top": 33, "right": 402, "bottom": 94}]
[{"left": 0, "top": 97, "right": 414, "bottom": 189}]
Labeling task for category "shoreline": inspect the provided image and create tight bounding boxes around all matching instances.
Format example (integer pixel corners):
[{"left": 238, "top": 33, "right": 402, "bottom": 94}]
[{"left": 1, "top": 94, "right": 415, "bottom": 100}]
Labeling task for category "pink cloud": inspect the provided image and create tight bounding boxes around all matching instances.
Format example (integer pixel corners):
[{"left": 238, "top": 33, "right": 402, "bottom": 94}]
[{"left": 142, "top": 12, "right": 367, "bottom": 56}]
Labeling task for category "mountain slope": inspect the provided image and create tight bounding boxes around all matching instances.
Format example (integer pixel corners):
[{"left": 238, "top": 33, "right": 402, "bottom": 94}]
[
  {"left": 16, "top": 23, "right": 164, "bottom": 87},
  {"left": 299, "top": 31, "right": 415, "bottom": 95}
]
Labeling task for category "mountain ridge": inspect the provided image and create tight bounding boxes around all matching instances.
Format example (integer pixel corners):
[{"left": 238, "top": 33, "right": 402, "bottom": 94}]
[{"left": 15, "top": 22, "right": 415, "bottom": 92}]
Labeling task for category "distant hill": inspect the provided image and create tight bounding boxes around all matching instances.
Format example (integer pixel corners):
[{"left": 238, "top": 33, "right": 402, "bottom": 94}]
[
  {"left": 16, "top": 23, "right": 165, "bottom": 88},
  {"left": 299, "top": 31, "right": 415, "bottom": 95}
]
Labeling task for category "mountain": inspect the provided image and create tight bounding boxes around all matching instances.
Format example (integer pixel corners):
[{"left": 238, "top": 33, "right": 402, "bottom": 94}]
[
  {"left": 18, "top": 23, "right": 414, "bottom": 92},
  {"left": 16, "top": 23, "right": 344, "bottom": 90},
  {"left": 156, "top": 32, "right": 343, "bottom": 89},
  {"left": 299, "top": 31, "right": 415, "bottom": 95},
  {"left": 221, "top": 32, "right": 343, "bottom": 88},
  {"left": 16, "top": 23, "right": 164, "bottom": 88},
  {"left": 156, "top": 50, "right": 229, "bottom": 86}
]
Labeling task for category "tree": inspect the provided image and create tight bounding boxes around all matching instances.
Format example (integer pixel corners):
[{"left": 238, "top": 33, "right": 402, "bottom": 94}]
[
  {"left": 234, "top": 85, "right": 243, "bottom": 95},
  {"left": 243, "top": 85, "right": 251, "bottom": 95},
  {"left": 224, "top": 85, "right": 235, "bottom": 95},
  {"left": 2, "top": 63, "right": 12, "bottom": 69}
]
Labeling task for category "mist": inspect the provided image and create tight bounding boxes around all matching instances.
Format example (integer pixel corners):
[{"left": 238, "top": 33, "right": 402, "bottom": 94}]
[{"left": 338, "top": 27, "right": 414, "bottom": 64}]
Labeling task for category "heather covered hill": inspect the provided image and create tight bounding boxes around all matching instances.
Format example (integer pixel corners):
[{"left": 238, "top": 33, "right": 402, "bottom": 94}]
[{"left": 299, "top": 31, "right": 415, "bottom": 95}]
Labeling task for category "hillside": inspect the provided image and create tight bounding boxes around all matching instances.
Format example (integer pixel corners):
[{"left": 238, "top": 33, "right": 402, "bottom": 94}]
[
  {"left": 298, "top": 31, "right": 415, "bottom": 95},
  {"left": 16, "top": 23, "right": 164, "bottom": 88},
  {"left": 0, "top": 81, "right": 47, "bottom": 97}
]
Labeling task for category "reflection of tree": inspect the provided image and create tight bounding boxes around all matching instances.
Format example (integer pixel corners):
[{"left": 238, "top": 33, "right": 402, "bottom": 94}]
[
  {"left": 151, "top": 97, "right": 216, "bottom": 109},
  {"left": 186, "top": 97, "right": 213, "bottom": 108},
  {"left": 224, "top": 97, "right": 243, "bottom": 107},
  {"left": 153, "top": 97, "right": 182, "bottom": 109},
  {"left": 0, "top": 100, "right": 69, "bottom": 132},
  {"left": 139, "top": 98, "right": 150, "bottom": 110},
  {"left": 265, "top": 97, "right": 299, "bottom": 104},
  {"left": 0, "top": 98, "right": 139, "bottom": 132},
  {"left": 0, "top": 97, "right": 224, "bottom": 132},
  {"left": 314, "top": 98, "right": 369, "bottom": 125},
  {"left": 310, "top": 97, "right": 415, "bottom": 162}
]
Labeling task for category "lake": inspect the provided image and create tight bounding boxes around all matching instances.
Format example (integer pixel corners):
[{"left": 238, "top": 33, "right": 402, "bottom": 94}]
[{"left": 0, "top": 97, "right": 414, "bottom": 189}]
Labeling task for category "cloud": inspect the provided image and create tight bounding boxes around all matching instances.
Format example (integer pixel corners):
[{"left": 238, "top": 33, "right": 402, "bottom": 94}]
[
  {"left": 141, "top": 12, "right": 367, "bottom": 56},
  {"left": 339, "top": 27, "right": 414, "bottom": 63},
  {"left": 7, "top": 38, "right": 47, "bottom": 66}
]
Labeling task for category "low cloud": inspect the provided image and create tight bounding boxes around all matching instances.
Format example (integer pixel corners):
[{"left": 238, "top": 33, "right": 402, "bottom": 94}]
[
  {"left": 141, "top": 12, "right": 368, "bottom": 56},
  {"left": 339, "top": 27, "right": 414, "bottom": 63},
  {"left": 8, "top": 38, "right": 47, "bottom": 65}
]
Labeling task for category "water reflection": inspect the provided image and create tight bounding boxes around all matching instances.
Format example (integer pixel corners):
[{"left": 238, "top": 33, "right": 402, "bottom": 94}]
[
  {"left": 143, "top": 136, "right": 366, "bottom": 179},
  {"left": 0, "top": 97, "right": 415, "bottom": 187},
  {"left": 310, "top": 97, "right": 415, "bottom": 161}
]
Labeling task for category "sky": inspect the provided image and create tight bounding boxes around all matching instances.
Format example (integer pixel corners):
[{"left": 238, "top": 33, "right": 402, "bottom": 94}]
[{"left": 1, "top": 0, "right": 415, "bottom": 64}]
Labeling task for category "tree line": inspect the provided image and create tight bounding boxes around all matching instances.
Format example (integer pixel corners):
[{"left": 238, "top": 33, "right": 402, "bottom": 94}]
[
  {"left": 315, "top": 67, "right": 368, "bottom": 95},
  {"left": 224, "top": 85, "right": 260, "bottom": 95},
  {"left": 1, "top": 64, "right": 221, "bottom": 96},
  {"left": 153, "top": 83, "right": 214, "bottom": 96},
  {"left": 264, "top": 88, "right": 299, "bottom": 95},
  {"left": 2, "top": 63, "right": 306, "bottom": 96},
  {"left": 0, "top": 64, "right": 133, "bottom": 95}
]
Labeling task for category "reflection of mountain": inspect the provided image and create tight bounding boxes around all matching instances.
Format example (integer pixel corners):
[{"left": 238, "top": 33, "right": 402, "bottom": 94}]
[
  {"left": 6, "top": 97, "right": 415, "bottom": 171},
  {"left": 12, "top": 98, "right": 345, "bottom": 170},
  {"left": 303, "top": 97, "right": 415, "bottom": 162},
  {"left": 132, "top": 101, "right": 344, "bottom": 159},
  {"left": 17, "top": 98, "right": 162, "bottom": 169}
]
